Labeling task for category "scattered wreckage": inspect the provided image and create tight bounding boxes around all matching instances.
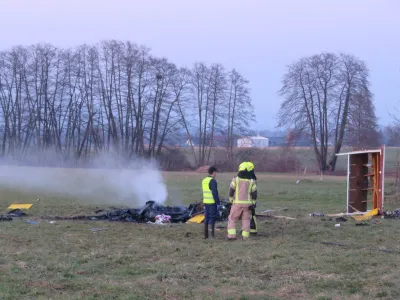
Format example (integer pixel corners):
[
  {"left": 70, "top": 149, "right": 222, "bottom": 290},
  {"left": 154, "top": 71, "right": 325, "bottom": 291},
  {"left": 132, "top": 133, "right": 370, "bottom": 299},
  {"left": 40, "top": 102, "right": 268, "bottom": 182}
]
[
  {"left": 308, "top": 208, "right": 400, "bottom": 225},
  {"left": 69, "top": 199, "right": 232, "bottom": 224},
  {"left": 2, "top": 200, "right": 233, "bottom": 224},
  {"left": 382, "top": 209, "right": 400, "bottom": 219},
  {"left": 0, "top": 209, "right": 26, "bottom": 221}
]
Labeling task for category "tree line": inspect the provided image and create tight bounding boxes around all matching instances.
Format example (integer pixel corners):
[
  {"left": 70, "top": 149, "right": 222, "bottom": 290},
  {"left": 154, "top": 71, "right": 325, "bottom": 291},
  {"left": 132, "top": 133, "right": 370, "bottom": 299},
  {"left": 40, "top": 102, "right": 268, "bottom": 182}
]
[
  {"left": 0, "top": 41, "right": 254, "bottom": 168},
  {"left": 0, "top": 43, "right": 396, "bottom": 172}
]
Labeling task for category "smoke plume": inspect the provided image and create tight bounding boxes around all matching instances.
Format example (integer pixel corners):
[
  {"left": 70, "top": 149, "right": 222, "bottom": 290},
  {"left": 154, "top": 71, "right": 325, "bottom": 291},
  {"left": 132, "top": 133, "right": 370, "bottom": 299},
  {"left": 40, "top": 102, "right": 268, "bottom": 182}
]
[{"left": 0, "top": 149, "right": 168, "bottom": 207}]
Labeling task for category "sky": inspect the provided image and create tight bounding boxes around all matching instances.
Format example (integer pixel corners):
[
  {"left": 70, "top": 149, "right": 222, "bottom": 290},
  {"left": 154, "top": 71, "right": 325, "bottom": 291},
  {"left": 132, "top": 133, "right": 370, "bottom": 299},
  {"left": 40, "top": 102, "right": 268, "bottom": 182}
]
[{"left": 1, "top": 0, "right": 399, "bottom": 130}]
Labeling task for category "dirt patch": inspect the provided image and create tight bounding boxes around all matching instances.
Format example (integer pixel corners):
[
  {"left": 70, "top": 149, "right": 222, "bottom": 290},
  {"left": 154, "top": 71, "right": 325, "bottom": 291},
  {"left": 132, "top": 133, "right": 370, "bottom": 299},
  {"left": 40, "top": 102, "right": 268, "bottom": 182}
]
[
  {"left": 136, "top": 276, "right": 160, "bottom": 286},
  {"left": 196, "top": 165, "right": 210, "bottom": 173},
  {"left": 24, "top": 282, "right": 66, "bottom": 290},
  {"left": 275, "top": 283, "right": 306, "bottom": 298},
  {"left": 81, "top": 288, "right": 110, "bottom": 297},
  {"left": 297, "top": 270, "right": 339, "bottom": 281},
  {"left": 199, "top": 286, "right": 216, "bottom": 295},
  {"left": 247, "top": 290, "right": 272, "bottom": 296},
  {"left": 0, "top": 264, "right": 11, "bottom": 271},
  {"left": 15, "top": 261, "right": 27, "bottom": 269}
]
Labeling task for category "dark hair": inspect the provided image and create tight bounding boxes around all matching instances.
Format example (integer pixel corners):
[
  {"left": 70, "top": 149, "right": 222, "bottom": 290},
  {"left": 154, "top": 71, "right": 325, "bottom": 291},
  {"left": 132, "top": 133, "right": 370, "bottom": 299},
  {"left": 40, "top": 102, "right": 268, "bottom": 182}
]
[{"left": 208, "top": 166, "right": 218, "bottom": 174}]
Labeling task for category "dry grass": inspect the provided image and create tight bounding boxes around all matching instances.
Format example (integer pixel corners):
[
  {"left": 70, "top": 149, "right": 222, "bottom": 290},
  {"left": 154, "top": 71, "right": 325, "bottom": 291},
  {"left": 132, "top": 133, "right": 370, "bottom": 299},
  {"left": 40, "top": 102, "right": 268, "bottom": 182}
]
[{"left": 0, "top": 170, "right": 400, "bottom": 299}]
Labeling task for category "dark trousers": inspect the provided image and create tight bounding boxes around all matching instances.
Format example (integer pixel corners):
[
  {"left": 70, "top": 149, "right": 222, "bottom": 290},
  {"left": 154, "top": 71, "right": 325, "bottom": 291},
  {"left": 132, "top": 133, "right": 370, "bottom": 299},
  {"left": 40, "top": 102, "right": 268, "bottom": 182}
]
[
  {"left": 204, "top": 204, "right": 218, "bottom": 225},
  {"left": 250, "top": 206, "right": 257, "bottom": 234},
  {"left": 204, "top": 204, "right": 217, "bottom": 239}
]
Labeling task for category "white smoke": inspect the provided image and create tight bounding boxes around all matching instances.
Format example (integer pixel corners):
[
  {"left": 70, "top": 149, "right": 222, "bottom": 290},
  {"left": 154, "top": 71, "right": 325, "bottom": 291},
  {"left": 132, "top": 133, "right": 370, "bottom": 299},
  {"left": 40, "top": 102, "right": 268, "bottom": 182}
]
[{"left": 0, "top": 150, "right": 168, "bottom": 207}]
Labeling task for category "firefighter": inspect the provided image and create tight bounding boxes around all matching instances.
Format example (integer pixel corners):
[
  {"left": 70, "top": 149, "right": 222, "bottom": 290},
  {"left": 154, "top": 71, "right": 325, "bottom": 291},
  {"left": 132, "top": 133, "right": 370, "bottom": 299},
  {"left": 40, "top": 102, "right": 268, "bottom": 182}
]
[
  {"left": 226, "top": 163, "right": 257, "bottom": 240},
  {"left": 246, "top": 162, "right": 258, "bottom": 235},
  {"left": 202, "top": 166, "right": 220, "bottom": 239}
]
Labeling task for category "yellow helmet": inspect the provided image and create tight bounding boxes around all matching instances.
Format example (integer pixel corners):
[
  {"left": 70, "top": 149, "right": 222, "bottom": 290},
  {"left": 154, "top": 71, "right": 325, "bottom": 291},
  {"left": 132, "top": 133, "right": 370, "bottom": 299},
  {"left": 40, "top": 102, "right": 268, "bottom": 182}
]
[
  {"left": 238, "top": 162, "right": 247, "bottom": 171},
  {"left": 247, "top": 162, "right": 254, "bottom": 171}
]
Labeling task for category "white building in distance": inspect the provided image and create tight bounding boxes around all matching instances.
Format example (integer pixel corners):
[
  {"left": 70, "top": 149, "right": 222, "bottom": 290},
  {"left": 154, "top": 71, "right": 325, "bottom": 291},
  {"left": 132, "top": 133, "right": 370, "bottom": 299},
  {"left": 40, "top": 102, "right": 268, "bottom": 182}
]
[{"left": 237, "top": 135, "right": 269, "bottom": 148}]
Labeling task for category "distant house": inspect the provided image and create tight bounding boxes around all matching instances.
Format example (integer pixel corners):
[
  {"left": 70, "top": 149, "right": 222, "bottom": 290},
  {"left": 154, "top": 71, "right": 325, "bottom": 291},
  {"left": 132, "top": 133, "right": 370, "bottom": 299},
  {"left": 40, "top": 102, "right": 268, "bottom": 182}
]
[
  {"left": 237, "top": 135, "right": 269, "bottom": 148},
  {"left": 185, "top": 139, "right": 195, "bottom": 147}
]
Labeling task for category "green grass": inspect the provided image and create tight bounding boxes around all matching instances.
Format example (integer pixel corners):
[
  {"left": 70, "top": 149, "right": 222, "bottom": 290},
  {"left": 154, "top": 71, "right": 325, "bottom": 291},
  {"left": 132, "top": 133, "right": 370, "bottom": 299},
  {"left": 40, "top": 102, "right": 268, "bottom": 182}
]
[{"left": 1, "top": 170, "right": 400, "bottom": 299}]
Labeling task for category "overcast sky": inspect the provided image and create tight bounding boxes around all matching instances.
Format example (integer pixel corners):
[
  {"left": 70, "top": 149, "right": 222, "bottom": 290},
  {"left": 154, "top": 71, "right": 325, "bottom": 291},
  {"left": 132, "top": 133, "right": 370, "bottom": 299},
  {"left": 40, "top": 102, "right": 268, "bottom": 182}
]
[{"left": 1, "top": 0, "right": 399, "bottom": 130}]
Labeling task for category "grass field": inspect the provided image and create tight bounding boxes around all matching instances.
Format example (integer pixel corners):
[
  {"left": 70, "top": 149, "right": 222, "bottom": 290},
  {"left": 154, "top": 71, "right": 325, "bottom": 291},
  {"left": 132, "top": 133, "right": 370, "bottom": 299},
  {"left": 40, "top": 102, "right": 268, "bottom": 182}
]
[{"left": 1, "top": 169, "right": 400, "bottom": 299}]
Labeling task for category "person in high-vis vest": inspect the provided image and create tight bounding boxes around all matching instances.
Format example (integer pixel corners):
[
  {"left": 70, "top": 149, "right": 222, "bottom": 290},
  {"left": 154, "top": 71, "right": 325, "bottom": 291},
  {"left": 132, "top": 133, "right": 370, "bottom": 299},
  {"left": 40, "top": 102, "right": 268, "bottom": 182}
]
[
  {"left": 246, "top": 162, "right": 258, "bottom": 235},
  {"left": 226, "top": 164, "right": 257, "bottom": 240},
  {"left": 202, "top": 166, "right": 220, "bottom": 239}
]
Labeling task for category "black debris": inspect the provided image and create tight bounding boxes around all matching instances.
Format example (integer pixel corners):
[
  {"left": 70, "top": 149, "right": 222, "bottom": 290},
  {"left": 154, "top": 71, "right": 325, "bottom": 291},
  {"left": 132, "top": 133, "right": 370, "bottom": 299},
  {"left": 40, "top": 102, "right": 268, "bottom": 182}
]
[
  {"left": 43, "top": 199, "right": 232, "bottom": 224},
  {"left": 0, "top": 215, "right": 12, "bottom": 222},
  {"left": 355, "top": 222, "right": 369, "bottom": 226},
  {"left": 0, "top": 209, "right": 27, "bottom": 221},
  {"left": 383, "top": 209, "right": 400, "bottom": 219},
  {"left": 335, "top": 217, "right": 347, "bottom": 222},
  {"left": 7, "top": 209, "right": 26, "bottom": 217},
  {"left": 308, "top": 212, "right": 325, "bottom": 217}
]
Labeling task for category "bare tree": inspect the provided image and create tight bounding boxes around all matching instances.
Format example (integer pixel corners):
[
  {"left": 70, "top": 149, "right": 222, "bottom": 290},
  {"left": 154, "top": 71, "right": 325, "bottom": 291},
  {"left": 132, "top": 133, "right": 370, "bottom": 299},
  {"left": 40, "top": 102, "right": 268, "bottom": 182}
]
[
  {"left": 278, "top": 52, "right": 372, "bottom": 172},
  {"left": 226, "top": 69, "right": 254, "bottom": 169},
  {"left": 0, "top": 41, "right": 255, "bottom": 169},
  {"left": 327, "top": 54, "right": 371, "bottom": 171},
  {"left": 278, "top": 53, "right": 338, "bottom": 171}
]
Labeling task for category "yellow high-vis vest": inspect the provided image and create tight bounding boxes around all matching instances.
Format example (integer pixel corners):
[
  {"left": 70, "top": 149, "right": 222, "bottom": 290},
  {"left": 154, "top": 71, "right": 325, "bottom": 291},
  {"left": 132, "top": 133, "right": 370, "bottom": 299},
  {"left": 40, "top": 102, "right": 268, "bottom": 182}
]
[{"left": 202, "top": 176, "right": 215, "bottom": 204}]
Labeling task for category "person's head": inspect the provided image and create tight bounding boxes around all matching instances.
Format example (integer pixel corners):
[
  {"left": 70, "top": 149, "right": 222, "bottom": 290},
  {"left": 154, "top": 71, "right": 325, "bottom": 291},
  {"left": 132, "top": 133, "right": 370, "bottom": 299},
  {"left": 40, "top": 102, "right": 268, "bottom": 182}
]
[{"left": 208, "top": 166, "right": 218, "bottom": 178}]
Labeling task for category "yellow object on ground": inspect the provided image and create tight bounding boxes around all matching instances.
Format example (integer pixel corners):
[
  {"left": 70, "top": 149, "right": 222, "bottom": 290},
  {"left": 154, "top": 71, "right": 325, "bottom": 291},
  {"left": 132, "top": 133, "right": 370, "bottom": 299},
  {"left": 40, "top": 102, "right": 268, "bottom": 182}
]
[
  {"left": 8, "top": 204, "right": 33, "bottom": 210},
  {"left": 352, "top": 208, "right": 378, "bottom": 221},
  {"left": 186, "top": 214, "right": 205, "bottom": 224}
]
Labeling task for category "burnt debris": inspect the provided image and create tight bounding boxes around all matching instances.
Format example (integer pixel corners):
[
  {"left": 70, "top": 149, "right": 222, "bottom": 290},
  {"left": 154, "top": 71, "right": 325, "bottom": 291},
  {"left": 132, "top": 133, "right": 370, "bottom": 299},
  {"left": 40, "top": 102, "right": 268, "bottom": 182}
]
[
  {"left": 42, "top": 200, "right": 232, "bottom": 224},
  {"left": 0, "top": 209, "right": 26, "bottom": 221},
  {"left": 383, "top": 209, "right": 400, "bottom": 219}
]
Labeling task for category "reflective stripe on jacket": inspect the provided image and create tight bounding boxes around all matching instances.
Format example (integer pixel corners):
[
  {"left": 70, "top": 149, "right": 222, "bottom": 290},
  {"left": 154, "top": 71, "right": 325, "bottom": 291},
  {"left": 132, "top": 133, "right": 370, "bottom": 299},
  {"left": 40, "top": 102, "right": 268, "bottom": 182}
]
[{"left": 229, "top": 177, "right": 257, "bottom": 205}]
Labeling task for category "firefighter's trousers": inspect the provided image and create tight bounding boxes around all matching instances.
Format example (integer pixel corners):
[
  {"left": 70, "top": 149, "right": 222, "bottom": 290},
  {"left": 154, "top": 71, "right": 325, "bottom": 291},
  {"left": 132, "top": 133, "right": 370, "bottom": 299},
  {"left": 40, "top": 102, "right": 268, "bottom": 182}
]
[{"left": 227, "top": 204, "right": 251, "bottom": 239}]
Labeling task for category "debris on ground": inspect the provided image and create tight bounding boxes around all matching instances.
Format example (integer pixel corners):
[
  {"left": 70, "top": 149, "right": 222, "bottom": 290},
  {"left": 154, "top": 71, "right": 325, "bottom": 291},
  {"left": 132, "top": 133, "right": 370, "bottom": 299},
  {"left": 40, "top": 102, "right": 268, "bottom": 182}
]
[
  {"left": 186, "top": 214, "right": 205, "bottom": 223},
  {"left": 308, "top": 212, "right": 325, "bottom": 217},
  {"left": 256, "top": 214, "right": 296, "bottom": 220},
  {"left": 8, "top": 204, "right": 33, "bottom": 210},
  {"left": 355, "top": 222, "right": 369, "bottom": 226},
  {"left": 7, "top": 209, "right": 27, "bottom": 217},
  {"left": 147, "top": 214, "right": 171, "bottom": 225},
  {"left": 0, "top": 209, "right": 27, "bottom": 221},
  {"left": 261, "top": 208, "right": 288, "bottom": 213},
  {"left": 335, "top": 217, "right": 347, "bottom": 222},
  {"left": 91, "top": 228, "right": 106, "bottom": 232},
  {"left": 42, "top": 199, "right": 232, "bottom": 224},
  {"left": 0, "top": 215, "right": 12, "bottom": 221},
  {"left": 383, "top": 209, "right": 400, "bottom": 219},
  {"left": 25, "top": 220, "right": 39, "bottom": 224}
]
